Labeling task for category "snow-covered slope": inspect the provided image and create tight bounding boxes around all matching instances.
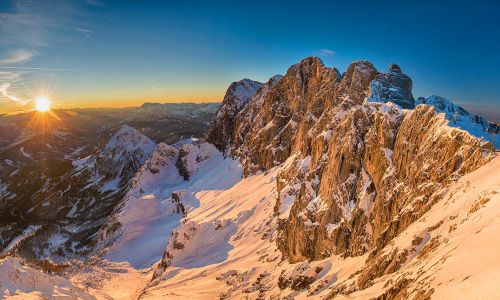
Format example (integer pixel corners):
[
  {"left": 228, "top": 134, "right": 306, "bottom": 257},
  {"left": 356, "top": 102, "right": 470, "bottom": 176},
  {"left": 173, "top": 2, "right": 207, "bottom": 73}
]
[
  {"left": 63, "top": 142, "right": 242, "bottom": 299},
  {"left": 97, "top": 142, "right": 242, "bottom": 269},
  {"left": 416, "top": 95, "right": 499, "bottom": 148},
  {"left": 142, "top": 156, "right": 500, "bottom": 299},
  {"left": 0, "top": 257, "right": 94, "bottom": 299},
  {"left": 145, "top": 164, "right": 278, "bottom": 299},
  {"left": 3, "top": 154, "right": 499, "bottom": 299},
  {"left": 103, "top": 143, "right": 184, "bottom": 268}
]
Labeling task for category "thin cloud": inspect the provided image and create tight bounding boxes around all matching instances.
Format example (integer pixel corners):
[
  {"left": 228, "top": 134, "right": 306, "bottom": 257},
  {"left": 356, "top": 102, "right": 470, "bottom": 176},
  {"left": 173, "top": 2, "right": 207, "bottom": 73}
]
[
  {"left": 0, "top": 49, "right": 34, "bottom": 65},
  {"left": 316, "top": 48, "right": 336, "bottom": 56},
  {"left": 75, "top": 27, "right": 94, "bottom": 38},
  {"left": 0, "top": 0, "right": 90, "bottom": 47},
  {"left": 75, "top": 27, "right": 94, "bottom": 34},
  {"left": 0, "top": 83, "right": 29, "bottom": 105},
  {"left": 82, "top": 0, "right": 106, "bottom": 7},
  {"left": 0, "top": 0, "right": 87, "bottom": 108},
  {"left": 0, "top": 1, "right": 59, "bottom": 48},
  {"left": 0, "top": 66, "right": 74, "bottom": 71}
]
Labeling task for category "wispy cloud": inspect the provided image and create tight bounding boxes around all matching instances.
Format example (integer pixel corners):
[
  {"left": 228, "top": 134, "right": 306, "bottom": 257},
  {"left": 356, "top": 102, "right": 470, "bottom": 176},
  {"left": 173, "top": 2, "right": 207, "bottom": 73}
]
[
  {"left": 0, "top": 49, "right": 34, "bottom": 65},
  {"left": 83, "top": 0, "right": 106, "bottom": 7},
  {"left": 0, "top": 69, "right": 36, "bottom": 105},
  {"left": 152, "top": 87, "right": 164, "bottom": 92},
  {"left": 75, "top": 27, "right": 94, "bottom": 34},
  {"left": 0, "top": 1, "right": 61, "bottom": 48},
  {"left": 75, "top": 27, "right": 94, "bottom": 38},
  {"left": 0, "top": 0, "right": 90, "bottom": 108},
  {"left": 315, "top": 48, "right": 336, "bottom": 56},
  {"left": 0, "top": 66, "right": 73, "bottom": 71},
  {"left": 0, "top": 82, "right": 29, "bottom": 105}
]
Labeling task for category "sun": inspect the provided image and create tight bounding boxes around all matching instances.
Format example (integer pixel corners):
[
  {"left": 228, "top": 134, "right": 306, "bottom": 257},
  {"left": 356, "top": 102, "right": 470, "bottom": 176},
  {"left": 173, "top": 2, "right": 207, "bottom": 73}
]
[{"left": 35, "top": 97, "right": 51, "bottom": 112}]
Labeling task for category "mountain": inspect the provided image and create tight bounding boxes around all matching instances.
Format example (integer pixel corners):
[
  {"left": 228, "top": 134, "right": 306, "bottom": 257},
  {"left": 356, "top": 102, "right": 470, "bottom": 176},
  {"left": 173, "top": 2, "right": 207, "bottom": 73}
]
[
  {"left": 207, "top": 57, "right": 495, "bottom": 264},
  {"left": 207, "top": 78, "right": 263, "bottom": 153},
  {"left": 143, "top": 150, "right": 500, "bottom": 300},
  {"left": 0, "top": 256, "right": 95, "bottom": 299},
  {"left": 367, "top": 64, "right": 415, "bottom": 109},
  {"left": 86, "top": 124, "right": 156, "bottom": 192},
  {"left": 0, "top": 125, "right": 158, "bottom": 267},
  {"left": 126, "top": 57, "right": 499, "bottom": 299},
  {"left": 0, "top": 57, "right": 499, "bottom": 299},
  {"left": 415, "top": 95, "right": 499, "bottom": 148},
  {"left": 0, "top": 104, "right": 217, "bottom": 267}
]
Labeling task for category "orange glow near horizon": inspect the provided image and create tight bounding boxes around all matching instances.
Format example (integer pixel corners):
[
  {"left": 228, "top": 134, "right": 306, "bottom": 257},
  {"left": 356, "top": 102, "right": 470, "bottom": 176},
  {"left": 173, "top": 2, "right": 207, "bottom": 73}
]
[
  {"left": 1, "top": 83, "right": 226, "bottom": 115},
  {"left": 27, "top": 106, "right": 62, "bottom": 133},
  {"left": 50, "top": 96, "right": 222, "bottom": 111},
  {"left": 1, "top": 94, "right": 223, "bottom": 115}
]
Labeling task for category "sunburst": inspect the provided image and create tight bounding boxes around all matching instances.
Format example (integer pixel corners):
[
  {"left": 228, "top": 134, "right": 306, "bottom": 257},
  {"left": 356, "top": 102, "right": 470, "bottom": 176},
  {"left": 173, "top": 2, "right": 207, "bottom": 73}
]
[{"left": 34, "top": 96, "right": 51, "bottom": 112}]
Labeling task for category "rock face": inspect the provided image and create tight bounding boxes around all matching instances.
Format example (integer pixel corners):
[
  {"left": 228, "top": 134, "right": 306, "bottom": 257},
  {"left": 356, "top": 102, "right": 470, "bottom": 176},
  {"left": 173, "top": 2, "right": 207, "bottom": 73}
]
[
  {"left": 207, "top": 79, "right": 262, "bottom": 153},
  {"left": 207, "top": 56, "right": 496, "bottom": 263},
  {"left": 95, "top": 124, "right": 156, "bottom": 190},
  {"left": 416, "top": 95, "right": 500, "bottom": 148},
  {"left": 368, "top": 64, "right": 415, "bottom": 109}
]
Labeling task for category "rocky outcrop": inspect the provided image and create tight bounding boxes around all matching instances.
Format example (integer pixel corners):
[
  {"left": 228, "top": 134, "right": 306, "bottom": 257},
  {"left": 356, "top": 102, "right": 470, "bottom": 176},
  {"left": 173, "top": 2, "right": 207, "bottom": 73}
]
[
  {"left": 127, "top": 142, "right": 180, "bottom": 196},
  {"left": 175, "top": 140, "right": 216, "bottom": 180},
  {"left": 207, "top": 79, "right": 262, "bottom": 153},
  {"left": 416, "top": 95, "right": 499, "bottom": 148},
  {"left": 225, "top": 56, "right": 345, "bottom": 174},
  {"left": 368, "top": 64, "right": 415, "bottom": 109},
  {"left": 95, "top": 124, "right": 156, "bottom": 188},
  {"left": 207, "top": 56, "right": 496, "bottom": 264}
]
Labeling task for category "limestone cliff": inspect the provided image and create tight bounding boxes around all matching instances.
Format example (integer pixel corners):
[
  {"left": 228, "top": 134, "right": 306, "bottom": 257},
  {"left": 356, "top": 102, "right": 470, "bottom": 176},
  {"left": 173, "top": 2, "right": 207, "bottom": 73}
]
[
  {"left": 207, "top": 56, "right": 496, "bottom": 264},
  {"left": 207, "top": 78, "right": 262, "bottom": 154}
]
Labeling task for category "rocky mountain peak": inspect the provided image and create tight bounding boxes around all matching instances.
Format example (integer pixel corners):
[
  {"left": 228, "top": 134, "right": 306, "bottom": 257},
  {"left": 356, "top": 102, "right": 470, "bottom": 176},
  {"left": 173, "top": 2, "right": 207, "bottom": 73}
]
[
  {"left": 367, "top": 64, "right": 414, "bottom": 109},
  {"left": 288, "top": 56, "right": 328, "bottom": 78},
  {"left": 339, "top": 60, "right": 378, "bottom": 104},
  {"left": 207, "top": 56, "right": 496, "bottom": 264},
  {"left": 96, "top": 124, "right": 156, "bottom": 188},
  {"left": 416, "top": 95, "right": 499, "bottom": 148},
  {"left": 226, "top": 78, "right": 262, "bottom": 110},
  {"left": 102, "top": 125, "right": 155, "bottom": 155},
  {"left": 207, "top": 78, "right": 262, "bottom": 153},
  {"left": 290, "top": 56, "right": 342, "bottom": 82},
  {"left": 268, "top": 74, "right": 284, "bottom": 86},
  {"left": 388, "top": 63, "right": 402, "bottom": 73}
]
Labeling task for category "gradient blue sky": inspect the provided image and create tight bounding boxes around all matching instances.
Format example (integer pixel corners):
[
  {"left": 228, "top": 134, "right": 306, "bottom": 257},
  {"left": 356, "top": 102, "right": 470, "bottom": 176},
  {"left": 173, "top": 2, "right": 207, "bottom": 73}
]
[{"left": 0, "top": 0, "right": 499, "bottom": 120}]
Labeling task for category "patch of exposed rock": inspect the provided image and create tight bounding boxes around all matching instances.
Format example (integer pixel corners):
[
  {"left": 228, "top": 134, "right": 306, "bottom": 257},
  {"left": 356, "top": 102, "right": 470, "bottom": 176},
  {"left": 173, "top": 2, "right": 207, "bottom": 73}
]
[
  {"left": 368, "top": 64, "right": 415, "bottom": 109},
  {"left": 207, "top": 79, "right": 262, "bottom": 153}
]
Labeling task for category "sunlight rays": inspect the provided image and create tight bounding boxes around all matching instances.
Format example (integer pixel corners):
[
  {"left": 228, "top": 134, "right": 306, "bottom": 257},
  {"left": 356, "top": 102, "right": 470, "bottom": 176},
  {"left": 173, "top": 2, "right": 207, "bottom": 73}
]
[{"left": 34, "top": 96, "right": 51, "bottom": 111}]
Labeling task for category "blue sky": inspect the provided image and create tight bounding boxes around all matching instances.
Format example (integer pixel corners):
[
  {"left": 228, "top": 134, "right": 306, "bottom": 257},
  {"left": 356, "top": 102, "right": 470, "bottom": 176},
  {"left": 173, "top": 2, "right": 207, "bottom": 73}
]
[{"left": 0, "top": 0, "right": 499, "bottom": 120}]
